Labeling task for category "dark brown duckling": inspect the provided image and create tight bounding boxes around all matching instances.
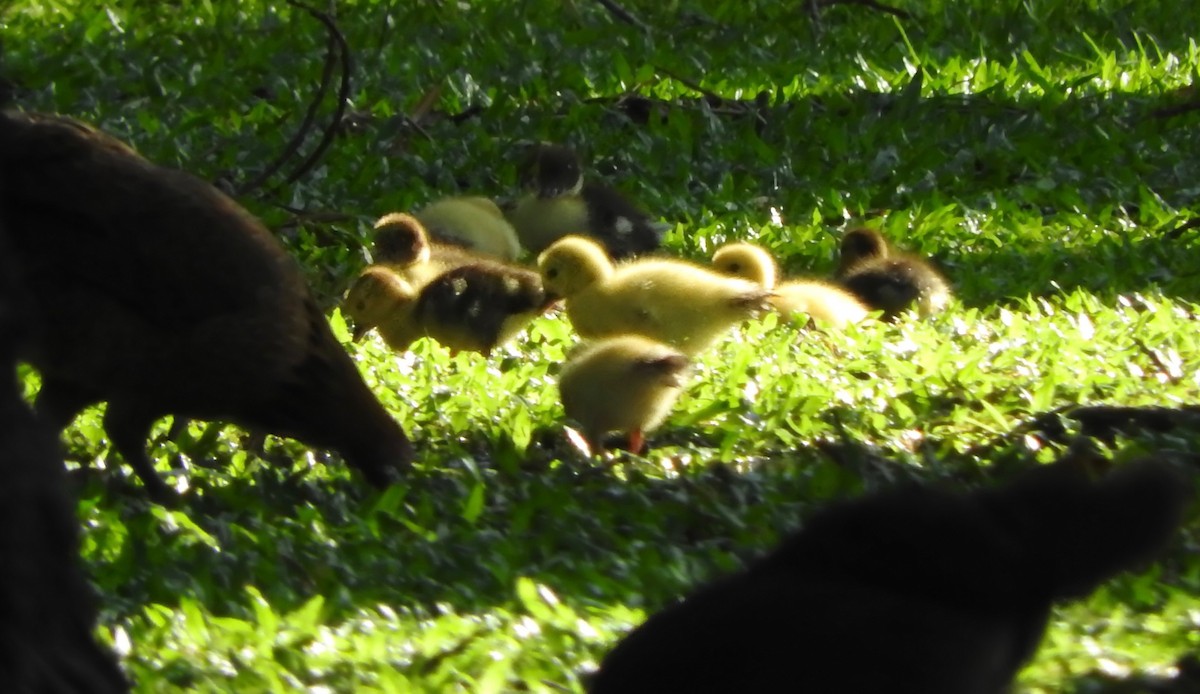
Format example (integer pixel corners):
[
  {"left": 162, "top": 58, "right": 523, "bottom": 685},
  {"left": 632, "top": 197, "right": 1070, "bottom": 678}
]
[
  {"left": 0, "top": 230, "right": 129, "bottom": 693},
  {"left": 835, "top": 227, "right": 951, "bottom": 320},
  {"left": 413, "top": 260, "right": 555, "bottom": 356},
  {"left": 0, "top": 110, "right": 412, "bottom": 500},
  {"left": 372, "top": 211, "right": 483, "bottom": 288},
  {"left": 506, "top": 143, "right": 667, "bottom": 259}
]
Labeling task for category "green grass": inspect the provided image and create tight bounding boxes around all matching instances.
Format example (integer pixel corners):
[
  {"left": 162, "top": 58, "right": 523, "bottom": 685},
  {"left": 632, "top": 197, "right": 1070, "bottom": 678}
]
[{"left": 5, "top": 0, "right": 1200, "bottom": 691}]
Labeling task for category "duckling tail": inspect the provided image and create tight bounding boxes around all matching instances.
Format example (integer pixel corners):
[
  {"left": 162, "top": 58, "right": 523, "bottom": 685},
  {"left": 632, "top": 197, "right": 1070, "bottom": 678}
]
[
  {"left": 731, "top": 288, "right": 778, "bottom": 317},
  {"left": 635, "top": 353, "right": 690, "bottom": 387}
]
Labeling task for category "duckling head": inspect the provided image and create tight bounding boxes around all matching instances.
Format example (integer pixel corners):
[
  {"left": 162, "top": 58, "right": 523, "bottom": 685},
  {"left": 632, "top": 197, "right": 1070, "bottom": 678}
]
[
  {"left": 373, "top": 212, "right": 432, "bottom": 266},
  {"left": 537, "top": 235, "right": 614, "bottom": 299},
  {"left": 343, "top": 266, "right": 417, "bottom": 341},
  {"left": 838, "top": 227, "right": 889, "bottom": 275},
  {"left": 712, "top": 242, "right": 778, "bottom": 288},
  {"left": 521, "top": 143, "right": 584, "bottom": 199}
]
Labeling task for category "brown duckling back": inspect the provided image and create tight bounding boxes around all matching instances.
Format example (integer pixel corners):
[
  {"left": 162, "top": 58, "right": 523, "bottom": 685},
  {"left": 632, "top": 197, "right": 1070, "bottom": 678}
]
[
  {"left": 413, "top": 260, "right": 552, "bottom": 356},
  {"left": 508, "top": 143, "right": 665, "bottom": 259},
  {"left": 0, "top": 110, "right": 412, "bottom": 498},
  {"left": 836, "top": 228, "right": 951, "bottom": 320}
]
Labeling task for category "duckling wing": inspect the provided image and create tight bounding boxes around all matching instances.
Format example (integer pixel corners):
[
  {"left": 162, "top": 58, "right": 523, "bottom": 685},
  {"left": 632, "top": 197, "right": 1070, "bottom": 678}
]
[
  {"left": 580, "top": 181, "right": 663, "bottom": 259},
  {"left": 574, "top": 261, "right": 768, "bottom": 350},
  {"left": 416, "top": 264, "right": 546, "bottom": 352}
]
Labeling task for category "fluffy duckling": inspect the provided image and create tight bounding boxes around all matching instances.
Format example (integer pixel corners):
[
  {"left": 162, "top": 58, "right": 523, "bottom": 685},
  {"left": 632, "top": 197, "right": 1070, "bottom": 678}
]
[
  {"left": 539, "top": 236, "right": 774, "bottom": 355},
  {"left": 712, "top": 242, "right": 869, "bottom": 328},
  {"left": 371, "top": 212, "right": 486, "bottom": 288},
  {"left": 413, "top": 262, "right": 553, "bottom": 356},
  {"left": 506, "top": 143, "right": 666, "bottom": 259},
  {"left": 414, "top": 196, "right": 522, "bottom": 261},
  {"left": 558, "top": 335, "right": 689, "bottom": 455},
  {"left": 342, "top": 266, "right": 420, "bottom": 350},
  {"left": 0, "top": 111, "right": 413, "bottom": 499},
  {"left": 835, "top": 228, "right": 951, "bottom": 320}
]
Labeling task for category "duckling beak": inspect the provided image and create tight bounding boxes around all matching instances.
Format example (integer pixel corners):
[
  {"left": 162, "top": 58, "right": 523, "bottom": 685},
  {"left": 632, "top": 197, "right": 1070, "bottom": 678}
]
[
  {"left": 540, "top": 294, "right": 564, "bottom": 313},
  {"left": 350, "top": 323, "right": 369, "bottom": 341}
]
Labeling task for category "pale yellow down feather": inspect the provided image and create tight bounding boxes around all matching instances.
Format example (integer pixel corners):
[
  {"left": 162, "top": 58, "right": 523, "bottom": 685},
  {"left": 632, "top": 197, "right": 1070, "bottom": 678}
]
[
  {"left": 712, "top": 242, "right": 868, "bottom": 328},
  {"left": 415, "top": 196, "right": 522, "bottom": 261},
  {"left": 558, "top": 335, "right": 689, "bottom": 454},
  {"left": 506, "top": 193, "right": 589, "bottom": 255},
  {"left": 538, "top": 235, "right": 774, "bottom": 355}
]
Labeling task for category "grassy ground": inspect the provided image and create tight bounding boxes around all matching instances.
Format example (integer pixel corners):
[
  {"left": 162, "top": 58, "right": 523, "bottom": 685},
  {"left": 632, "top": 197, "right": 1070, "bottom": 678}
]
[{"left": 4, "top": 0, "right": 1200, "bottom": 691}]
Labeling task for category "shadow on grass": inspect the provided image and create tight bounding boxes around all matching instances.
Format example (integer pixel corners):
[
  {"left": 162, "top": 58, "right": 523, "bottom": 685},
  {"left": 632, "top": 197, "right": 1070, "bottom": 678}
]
[{"left": 82, "top": 402, "right": 1200, "bottom": 627}]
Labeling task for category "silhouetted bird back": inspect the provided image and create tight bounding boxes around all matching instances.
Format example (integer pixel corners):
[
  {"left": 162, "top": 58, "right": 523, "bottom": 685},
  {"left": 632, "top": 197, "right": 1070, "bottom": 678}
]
[
  {"left": 0, "top": 111, "right": 412, "bottom": 499},
  {"left": 590, "top": 458, "right": 1190, "bottom": 694},
  {"left": 0, "top": 226, "right": 129, "bottom": 693}
]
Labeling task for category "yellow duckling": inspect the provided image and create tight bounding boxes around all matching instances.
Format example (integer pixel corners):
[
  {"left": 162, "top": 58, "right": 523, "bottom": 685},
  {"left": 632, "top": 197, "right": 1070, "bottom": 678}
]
[
  {"left": 538, "top": 235, "right": 774, "bottom": 355},
  {"left": 413, "top": 262, "right": 554, "bottom": 356},
  {"left": 414, "top": 196, "right": 522, "bottom": 261},
  {"left": 835, "top": 228, "right": 951, "bottom": 320},
  {"left": 342, "top": 266, "right": 420, "bottom": 350},
  {"left": 712, "top": 242, "right": 869, "bottom": 328},
  {"left": 558, "top": 335, "right": 690, "bottom": 455}
]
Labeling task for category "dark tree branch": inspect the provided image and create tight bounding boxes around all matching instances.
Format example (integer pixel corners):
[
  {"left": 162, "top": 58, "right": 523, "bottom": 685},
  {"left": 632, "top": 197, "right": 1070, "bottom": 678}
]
[
  {"left": 277, "top": 0, "right": 353, "bottom": 189},
  {"left": 237, "top": 1, "right": 339, "bottom": 195},
  {"left": 594, "top": 0, "right": 652, "bottom": 32},
  {"left": 817, "top": 0, "right": 912, "bottom": 20}
]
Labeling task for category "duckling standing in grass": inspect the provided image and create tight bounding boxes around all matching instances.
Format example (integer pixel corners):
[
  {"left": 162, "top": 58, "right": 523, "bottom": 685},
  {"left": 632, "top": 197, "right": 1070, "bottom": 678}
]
[
  {"left": 414, "top": 196, "right": 522, "bottom": 261},
  {"left": 0, "top": 111, "right": 413, "bottom": 499},
  {"left": 559, "top": 335, "right": 690, "bottom": 455},
  {"left": 538, "top": 235, "right": 775, "bottom": 355},
  {"left": 413, "top": 262, "right": 554, "bottom": 356},
  {"left": 372, "top": 212, "right": 478, "bottom": 288},
  {"left": 506, "top": 143, "right": 667, "bottom": 259},
  {"left": 712, "top": 242, "right": 869, "bottom": 328},
  {"left": 835, "top": 227, "right": 951, "bottom": 320},
  {"left": 342, "top": 266, "right": 420, "bottom": 350}
]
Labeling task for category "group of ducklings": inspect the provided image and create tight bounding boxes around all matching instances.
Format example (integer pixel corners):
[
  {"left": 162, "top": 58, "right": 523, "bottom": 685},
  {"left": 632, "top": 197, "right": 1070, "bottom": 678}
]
[{"left": 345, "top": 143, "right": 952, "bottom": 455}]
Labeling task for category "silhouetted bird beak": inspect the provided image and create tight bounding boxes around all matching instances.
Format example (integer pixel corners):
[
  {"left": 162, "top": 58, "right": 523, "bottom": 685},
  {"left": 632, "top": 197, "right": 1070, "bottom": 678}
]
[{"left": 351, "top": 323, "right": 369, "bottom": 341}]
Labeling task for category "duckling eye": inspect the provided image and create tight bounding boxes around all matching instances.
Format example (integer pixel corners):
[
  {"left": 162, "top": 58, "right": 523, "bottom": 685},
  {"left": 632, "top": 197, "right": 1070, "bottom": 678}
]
[
  {"left": 545, "top": 268, "right": 559, "bottom": 280},
  {"left": 728, "top": 262, "right": 741, "bottom": 272},
  {"left": 356, "top": 301, "right": 366, "bottom": 310}
]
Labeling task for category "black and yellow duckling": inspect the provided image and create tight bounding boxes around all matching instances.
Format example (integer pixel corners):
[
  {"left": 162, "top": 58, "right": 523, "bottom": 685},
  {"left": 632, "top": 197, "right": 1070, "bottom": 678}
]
[
  {"left": 368, "top": 213, "right": 552, "bottom": 356},
  {"left": 558, "top": 335, "right": 689, "bottom": 455},
  {"left": 537, "top": 235, "right": 774, "bottom": 355},
  {"left": 371, "top": 212, "right": 478, "bottom": 288},
  {"left": 0, "top": 111, "right": 412, "bottom": 499},
  {"left": 342, "top": 265, "right": 420, "bottom": 350},
  {"left": 413, "top": 261, "right": 554, "bottom": 357},
  {"left": 506, "top": 143, "right": 667, "bottom": 259},
  {"left": 414, "top": 195, "right": 522, "bottom": 261},
  {"left": 835, "top": 227, "right": 951, "bottom": 320},
  {"left": 712, "top": 242, "right": 869, "bottom": 328}
]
